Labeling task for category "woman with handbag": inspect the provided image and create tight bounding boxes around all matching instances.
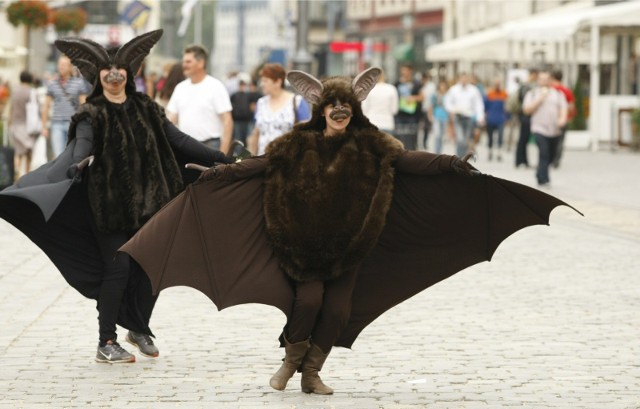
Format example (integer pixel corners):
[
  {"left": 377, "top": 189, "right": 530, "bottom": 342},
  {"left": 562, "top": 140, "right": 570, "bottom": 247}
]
[
  {"left": 8, "top": 71, "right": 39, "bottom": 178},
  {"left": 247, "top": 63, "right": 311, "bottom": 155}
]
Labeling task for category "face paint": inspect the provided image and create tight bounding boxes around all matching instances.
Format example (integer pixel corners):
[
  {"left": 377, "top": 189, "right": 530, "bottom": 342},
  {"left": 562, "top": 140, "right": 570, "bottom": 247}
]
[
  {"left": 104, "top": 68, "right": 126, "bottom": 84},
  {"left": 328, "top": 100, "right": 352, "bottom": 121}
]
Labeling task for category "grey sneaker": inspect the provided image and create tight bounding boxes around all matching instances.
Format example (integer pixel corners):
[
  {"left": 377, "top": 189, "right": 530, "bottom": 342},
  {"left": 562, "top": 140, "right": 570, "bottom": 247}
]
[
  {"left": 95, "top": 340, "right": 135, "bottom": 363},
  {"left": 126, "top": 331, "right": 159, "bottom": 358}
]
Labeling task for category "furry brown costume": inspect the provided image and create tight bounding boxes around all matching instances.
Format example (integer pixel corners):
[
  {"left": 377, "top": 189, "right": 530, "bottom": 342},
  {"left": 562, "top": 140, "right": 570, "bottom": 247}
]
[
  {"left": 68, "top": 93, "right": 184, "bottom": 233},
  {"left": 264, "top": 72, "right": 404, "bottom": 282}
]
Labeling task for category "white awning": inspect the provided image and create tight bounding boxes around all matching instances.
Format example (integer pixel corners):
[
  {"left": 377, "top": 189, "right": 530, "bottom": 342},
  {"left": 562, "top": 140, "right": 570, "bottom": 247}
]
[
  {"left": 427, "top": 0, "right": 640, "bottom": 63},
  {"left": 587, "top": 0, "right": 640, "bottom": 28},
  {"left": 426, "top": 26, "right": 506, "bottom": 62},
  {"left": 503, "top": 0, "right": 640, "bottom": 41},
  {"left": 426, "top": 2, "right": 593, "bottom": 62},
  {"left": 502, "top": 1, "right": 594, "bottom": 41}
]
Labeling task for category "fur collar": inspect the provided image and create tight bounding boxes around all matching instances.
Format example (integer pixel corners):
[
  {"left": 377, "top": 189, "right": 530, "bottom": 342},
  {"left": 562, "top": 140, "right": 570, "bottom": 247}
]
[
  {"left": 264, "top": 128, "right": 403, "bottom": 282},
  {"left": 69, "top": 94, "right": 184, "bottom": 232}
]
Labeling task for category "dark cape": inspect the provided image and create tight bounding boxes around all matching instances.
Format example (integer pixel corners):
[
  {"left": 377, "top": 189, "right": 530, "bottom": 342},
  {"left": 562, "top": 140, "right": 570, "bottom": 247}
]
[
  {"left": 120, "top": 152, "right": 581, "bottom": 348},
  {"left": 0, "top": 93, "right": 219, "bottom": 335}
]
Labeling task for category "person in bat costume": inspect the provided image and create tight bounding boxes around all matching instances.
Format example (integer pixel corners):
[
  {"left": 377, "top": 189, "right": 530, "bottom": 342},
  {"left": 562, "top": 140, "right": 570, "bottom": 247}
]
[
  {"left": 120, "top": 68, "right": 580, "bottom": 393},
  {"left": 0, "top": 30, "right": 234, "bottom": 363}
]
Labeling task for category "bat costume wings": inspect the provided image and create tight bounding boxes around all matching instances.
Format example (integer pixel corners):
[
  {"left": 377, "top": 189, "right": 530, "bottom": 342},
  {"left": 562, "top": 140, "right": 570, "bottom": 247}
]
[
  {"left": 0, "top": 30, "right": 229, "bottom": 337},
  {"left": 120, "top": 68, "right": 581, "bottom": 348}
]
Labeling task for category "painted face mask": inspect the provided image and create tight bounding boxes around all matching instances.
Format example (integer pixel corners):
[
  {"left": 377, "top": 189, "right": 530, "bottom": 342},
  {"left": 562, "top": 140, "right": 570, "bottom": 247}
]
[
  {"left": 328, "top": 100, "right": 352, "bottom": 121},
  {"left": 103, "top": 68, "right": 126, "bottom": 85}
]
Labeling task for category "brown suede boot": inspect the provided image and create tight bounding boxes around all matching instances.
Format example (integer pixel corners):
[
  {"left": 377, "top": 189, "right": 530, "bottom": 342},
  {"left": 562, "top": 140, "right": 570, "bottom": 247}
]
[
  {"left": 269, "top": 337, "right": 310, "bottom": 391},
  {"left": 300, "top": 343, "right": 334, "bottom": 395}
]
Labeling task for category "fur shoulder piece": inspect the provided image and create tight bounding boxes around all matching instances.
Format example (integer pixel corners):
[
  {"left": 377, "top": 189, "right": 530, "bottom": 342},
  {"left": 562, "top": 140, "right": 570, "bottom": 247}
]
[
  {"left": 67, "top": 102, "right": 106, "bottom": 142},
  {"left": 264, "top": 128, "right": 404, "bottom": 282},
  {"left": 74, "top": 94, "right": 184, "bottom": 233}
]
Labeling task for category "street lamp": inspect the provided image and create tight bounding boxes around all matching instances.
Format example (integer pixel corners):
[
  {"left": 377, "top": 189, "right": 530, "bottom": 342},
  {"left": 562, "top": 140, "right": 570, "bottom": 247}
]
[{"left": 292, "top": 0, "right": 312, "bottom": 72}]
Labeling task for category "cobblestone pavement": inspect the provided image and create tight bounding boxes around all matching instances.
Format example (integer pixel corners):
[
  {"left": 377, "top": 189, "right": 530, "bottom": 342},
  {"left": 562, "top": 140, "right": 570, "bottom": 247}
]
[{"left": 1, "top": 144, "right": 639, "bottom": 409}]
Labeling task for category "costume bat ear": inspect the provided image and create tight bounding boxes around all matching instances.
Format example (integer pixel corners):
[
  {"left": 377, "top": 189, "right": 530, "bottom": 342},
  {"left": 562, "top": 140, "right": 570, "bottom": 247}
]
[
  {"left": 352, "top": 67, "right": 382, "bottom": 102},
  {"left": 115, "top": 29, "right": 163, "bottom": 76},
  {"left": 54, "top": 37, "right": 109, "bottom": 84},
  {"left": 287, "top": 70, "right": 324, "bottom": 105}
]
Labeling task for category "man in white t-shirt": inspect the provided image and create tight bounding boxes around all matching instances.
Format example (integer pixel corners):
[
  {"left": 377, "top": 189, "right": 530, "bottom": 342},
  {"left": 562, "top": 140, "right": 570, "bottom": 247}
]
[
  {"left": 444, "top": 73, "right": 485, "bottom": 157},
  {"left": 167, "top": 45, "right": 233, "bottom": 153}
]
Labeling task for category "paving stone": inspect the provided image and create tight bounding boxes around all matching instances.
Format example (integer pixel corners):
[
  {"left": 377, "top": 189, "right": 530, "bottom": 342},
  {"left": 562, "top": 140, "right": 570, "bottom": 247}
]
[{"left": 1, "top": 149, "right": 639, "bottom": 407}]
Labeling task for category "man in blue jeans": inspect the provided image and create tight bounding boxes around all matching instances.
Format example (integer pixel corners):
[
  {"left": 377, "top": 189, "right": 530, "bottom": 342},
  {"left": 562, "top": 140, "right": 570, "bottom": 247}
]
[
  {"left": 41, "top": 55, "right": 90, "bottom": 158},
  {"left": 522, "top": 71, "right": 568, "bottom": 187},
  {"left": 444, "top": 73, "right": 485, "bottom": 157}
]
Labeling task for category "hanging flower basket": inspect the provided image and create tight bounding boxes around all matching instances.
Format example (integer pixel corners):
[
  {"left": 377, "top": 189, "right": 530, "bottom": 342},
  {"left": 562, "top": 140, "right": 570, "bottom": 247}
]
[
  {"left": 6, "top": 0, "right": 49, "bottom": 29},
  {"left": 52, "top": 8, "right": 88, "bottom": 33}
]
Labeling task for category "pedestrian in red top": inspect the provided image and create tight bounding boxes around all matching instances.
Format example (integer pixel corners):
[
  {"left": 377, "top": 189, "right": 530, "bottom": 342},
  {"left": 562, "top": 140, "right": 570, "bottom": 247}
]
[{"left": 550, "top": 70, "right": 575, "bottom": 168}]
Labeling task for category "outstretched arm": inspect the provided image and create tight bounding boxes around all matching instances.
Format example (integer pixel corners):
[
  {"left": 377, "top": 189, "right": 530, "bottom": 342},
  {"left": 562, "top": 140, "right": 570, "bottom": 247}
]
[
  {"left": 394, "top": 150, "right": 476, "bottom": 176},
  {"left": 164, "top": 121, "right": 231, "bottom": 166},
  {"left": 197, "top": 156, "right": 268, "bottom": 183}
]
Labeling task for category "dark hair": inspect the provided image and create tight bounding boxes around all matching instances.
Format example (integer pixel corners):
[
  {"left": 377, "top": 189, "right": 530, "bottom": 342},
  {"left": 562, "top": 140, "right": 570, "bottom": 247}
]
[
  {"left": 259, "top": 63, "right": 286, "bottom": 88},
  {"left": 19, "top": 71, "right": 33, "bottom": 84},
  {"left": 184, "top": 44, "right": 208, "bottom": 69},
  {"left": 159, "top": 62, "right": 185, "bottom": 100},
  {"left": 551, "top": 69, "right": 563, "bottom": 81},
  {"left": 400, "top": 63, "right": 413, "bottom": 71}
]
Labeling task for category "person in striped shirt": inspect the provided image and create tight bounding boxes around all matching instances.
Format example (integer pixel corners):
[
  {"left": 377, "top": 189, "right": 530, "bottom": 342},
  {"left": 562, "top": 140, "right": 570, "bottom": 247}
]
[{"left": 41, "top": 55, "right": 90, "bottom": 158}]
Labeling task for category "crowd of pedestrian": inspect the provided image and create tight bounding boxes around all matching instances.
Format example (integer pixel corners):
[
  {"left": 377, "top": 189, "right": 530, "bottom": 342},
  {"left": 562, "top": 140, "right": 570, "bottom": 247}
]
[
  {"left": 385, "top": 64, "right": 575, "bottom": 188},
  {"left": 0, "top": 44, "right": 576, "bottom": 190}
]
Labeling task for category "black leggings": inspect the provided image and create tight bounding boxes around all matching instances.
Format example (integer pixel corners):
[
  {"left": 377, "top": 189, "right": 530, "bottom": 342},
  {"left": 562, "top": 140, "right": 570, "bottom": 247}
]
[
  {"left": 90, "top": 223, "right": 132, "bottom": 344},
  {"left": 286, "top": 269, "right": 358, "bottom": 353}
]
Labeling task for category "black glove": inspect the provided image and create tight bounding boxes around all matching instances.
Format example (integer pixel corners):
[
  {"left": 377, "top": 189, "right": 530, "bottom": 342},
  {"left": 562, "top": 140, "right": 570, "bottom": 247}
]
[
  {"left": 451, "top": 154, "right": 478, "bottom": 177},
  {"left": 221, "top": 155, "right": 237, "bottom": 164},
  {"left": 66, "top": 156, "right": 94, "bottom": 182},
  {"left": 66, "top": 163, "right": 80, "bottom": 180},
  {"left": 197, "top": 165, "right": 220, "bottom": 183}
]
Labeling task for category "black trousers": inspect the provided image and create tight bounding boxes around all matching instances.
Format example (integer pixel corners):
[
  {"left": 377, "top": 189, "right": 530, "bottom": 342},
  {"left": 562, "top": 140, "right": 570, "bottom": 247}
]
[
  {"left": 422, "top": 114, "right": 431, "bottom": 150},
  {"left": 89, "top": 222, "right": 135, "bottom": 344},
  {"left": 516, "top": 116, "right": 531, "bottom": 167},
  {"left": 286, "top": 269, "right": 359, "bottom": 353}
]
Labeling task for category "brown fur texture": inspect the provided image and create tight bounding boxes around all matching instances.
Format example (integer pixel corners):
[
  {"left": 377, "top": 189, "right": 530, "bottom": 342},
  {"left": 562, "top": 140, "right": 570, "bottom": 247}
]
[
  {"left": 264, "top": 127, "right": 404, "bottom": 282},
  {"left": 68, "top": 93, "right": 184, "bottom": 232}
]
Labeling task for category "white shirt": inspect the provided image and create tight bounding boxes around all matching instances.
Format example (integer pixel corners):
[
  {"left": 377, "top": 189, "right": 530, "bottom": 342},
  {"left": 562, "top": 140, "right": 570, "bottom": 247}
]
[
  {"left": 254, "top": 94, "right": 298, "bottom": 155},
  {"left": 166, "top": 75, "right": 232, "bottom": 141},
  {"left": 444, "top": 83, "right": 485, "bottom": 123},
  {"left": 362, "top": 82, "right": 399, "bottom": 131}
]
